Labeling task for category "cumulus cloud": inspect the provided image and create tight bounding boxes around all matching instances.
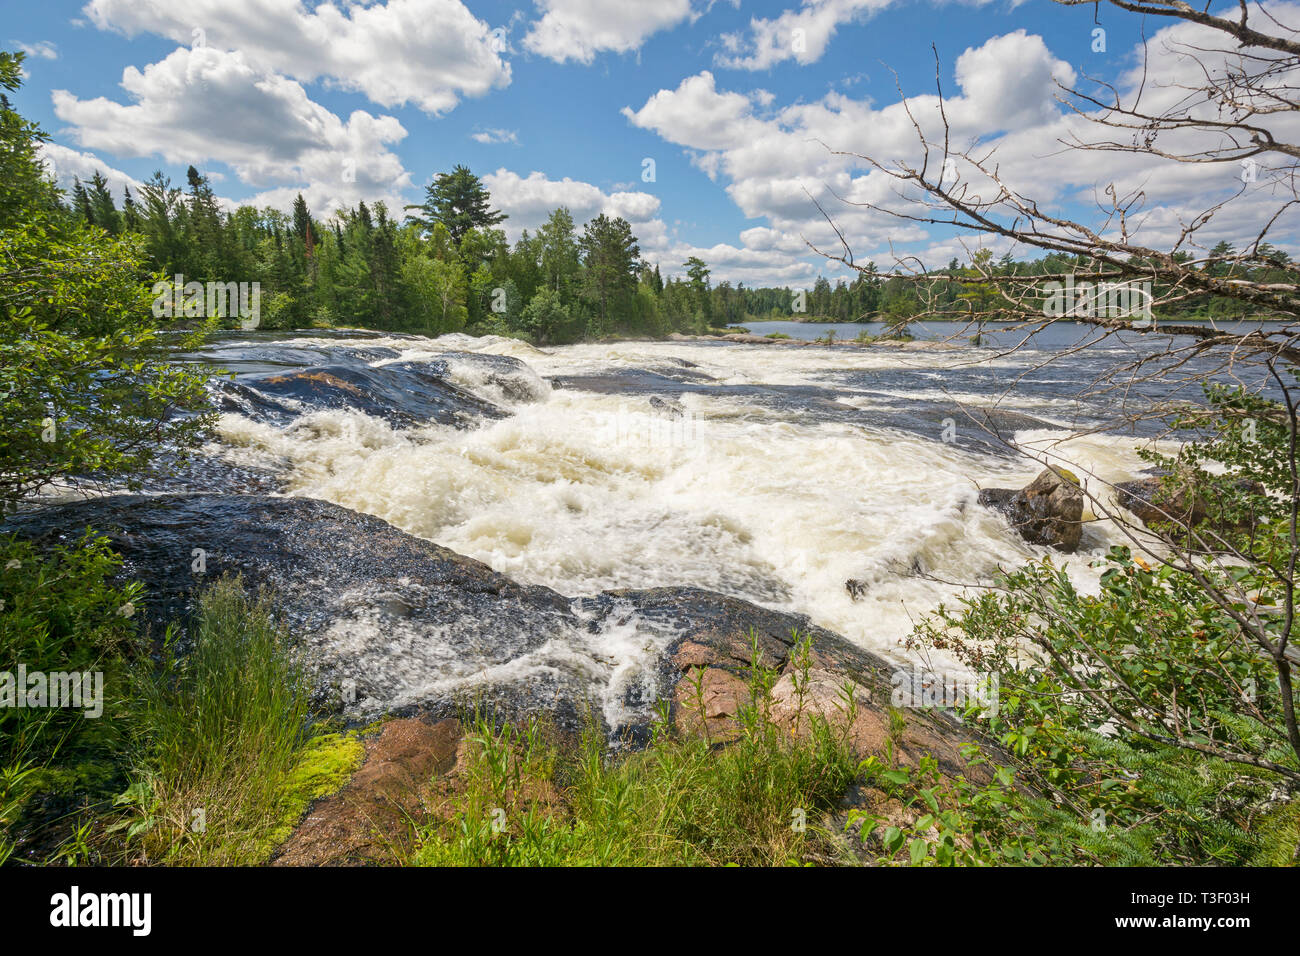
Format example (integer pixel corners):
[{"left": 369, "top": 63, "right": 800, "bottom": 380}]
[
  {"left": 483, "top": 168, "right": 663, "bottom": 239},
  {"left": 716, "top": 0, "right": 895, "bottom": 70},
  {"left": 51, "top": 46, "right": 412, "bottom": 219},
  {"left": 625, "top": 28, "right": 1225, "bottom": 277},
  {"left": 621, "top": 72, "right": 769, "bottom": 151},
  {"left": 523, "top": 0, "right": 695, "bottom": 63},
  {"left": 82, "top": 0, "right": 511, "bottom": 114},
  {"left": 37, "top": 142, "right": 142, "bottom": 198}
]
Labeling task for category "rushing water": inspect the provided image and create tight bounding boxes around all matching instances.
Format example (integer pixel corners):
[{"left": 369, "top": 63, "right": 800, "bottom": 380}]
[{"left": 159, "top": 324, "right": 1273, "bottom": 676}]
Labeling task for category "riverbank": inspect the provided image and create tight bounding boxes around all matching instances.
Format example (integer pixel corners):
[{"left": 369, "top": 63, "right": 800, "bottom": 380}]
[{"left": 666, "top": 330, "right": 962, "bottom": 348}]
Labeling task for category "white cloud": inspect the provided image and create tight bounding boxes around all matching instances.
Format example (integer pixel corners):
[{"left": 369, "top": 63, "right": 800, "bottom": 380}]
[
  {"left": 51, "top": 46, "right": 412, "bottom": 219},
  {"left": 628, "top": 14, "right": 1300, "bottom": 279},
  {"left": 952, "top": 29, "right": 1076, "bottom": 130},
  {"left": 37, "top": 142, "right": 141, "bottom": 197},
  {"left": 471, "top": 128, "right": 520, "bottom": 145},
  {"left": 626, "top": 30, "right": 1092, "bottom": 275},
  {"left": 483, "top": 168, "right": 665, "bottom": 243},
  {"left": 83, "top": 0, "right": 511, "bottom": 114},
  {"left": 523, "top": 0, "right": 695, "bottom": 63},
  {"left": 715, "top": 0, "right": 895, "bottom": 70},
  {"left": 621, "top": 72, "right": 770, "bottom": 151},
  {"left": 14, "top": 40, "right": 58, "bottom": 60}
]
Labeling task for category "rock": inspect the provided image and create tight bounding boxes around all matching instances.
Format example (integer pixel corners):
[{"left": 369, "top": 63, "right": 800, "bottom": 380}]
[
  {"left": 672, "top": 667, "right": 751, "bottom": 741},
  {"left": 272, "top": 717, "right": 462, "bottom": 866},
  {"left": 649, "top": 395, "right": 686, "bottom": 419},
  {"left": 218, "top": 360, "right": 507, "bottom": 428},
  {"left": 1116, "top": 476, "right": 1204, "bottom": 528},
  {"left": 1, "top": 494, "right": 584, "bottom": 729},
  {"left": 978, "top": 467, "right": 1084, "bottom": 552},
  {"left": 5, "top": 496, "right": 1009, "bottom": 784},
  {"left": 1116, "top": 474, "right": 1263, "bottom": 533},
  {"left": 588, "top": 587, "right": 1003, "bottom": 784}
]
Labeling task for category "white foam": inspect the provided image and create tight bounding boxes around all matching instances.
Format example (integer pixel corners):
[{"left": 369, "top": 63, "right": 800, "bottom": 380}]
[{"left": 215, "top": 334, "right": 1157, "bottom": 681}]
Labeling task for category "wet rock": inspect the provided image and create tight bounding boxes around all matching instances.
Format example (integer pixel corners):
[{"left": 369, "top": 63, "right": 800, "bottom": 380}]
[
  {"left": 5, "top": 496, "right": 1006, "bottom": 780},
  {"left": 978, "top": 466, "right": 1084, "bottom": 552},
  {"left": 1, "top": 494, "right": 580, "bottom": 727},
  {"left": 220, "top": 360, "right": 507, "bottom": 428},
  {"left": 581, "top": 587, "right": 1000, "bottom": 782},
  {"left": 436, "top": 351, "right": 551, "bottom": 404},
  {"left": 649, "top": 395, "right": 686, "bottom": 419}
]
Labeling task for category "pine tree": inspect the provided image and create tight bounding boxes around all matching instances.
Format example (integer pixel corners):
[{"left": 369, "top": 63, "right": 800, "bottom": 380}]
[
  {"left": 85, "top": 171, "right": 120, "bottom": 234},
  {"left": 578, "top": 214, "right": 640, "bottom": 330},
  {"left": 404, "top": 165, "right": 505, "bottom": 245}
]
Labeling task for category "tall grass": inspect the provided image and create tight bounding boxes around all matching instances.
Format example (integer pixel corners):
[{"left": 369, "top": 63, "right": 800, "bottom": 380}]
[
  {"left": 115, "top": 577, "right": 313, "bottom": 865},
  {"left": 411, "top": 634, "right": 860, "bottom": 866},
  {"left": 0, "top": 532, "right": 140, "bottom": 862}
]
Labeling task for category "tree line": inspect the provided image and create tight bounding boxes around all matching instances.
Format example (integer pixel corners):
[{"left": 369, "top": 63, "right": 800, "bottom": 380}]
[{"left": 64, "top": 161, "right": 1292, "bottom": 342}]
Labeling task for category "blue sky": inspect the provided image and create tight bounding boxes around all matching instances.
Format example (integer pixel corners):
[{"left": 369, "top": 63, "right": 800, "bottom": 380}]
[{"left": 6, "top": 1, "right": 1291, "bottom": 285}]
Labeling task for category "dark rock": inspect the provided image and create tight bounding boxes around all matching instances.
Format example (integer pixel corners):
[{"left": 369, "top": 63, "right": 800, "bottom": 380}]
[
  {"left": 4, "top": 495, "right": 1007, "bottom": 779},
  {"left": 978, "top": 466, "right": 1084, "bottom": 552},
  {"left": 649, "top": 395, "right": 686, "bottom": 419},
  {"left": 220, "top": 361, "right": 507, "bottom": 428},
  {"left": 1, "top": 494, "right": 578, "bottom": 727}
]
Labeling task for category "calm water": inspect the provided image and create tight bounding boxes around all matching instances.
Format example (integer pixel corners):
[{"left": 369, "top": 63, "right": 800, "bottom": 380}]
[{"left": 734, "top": 318, "right": 1290, "bottom": 349}]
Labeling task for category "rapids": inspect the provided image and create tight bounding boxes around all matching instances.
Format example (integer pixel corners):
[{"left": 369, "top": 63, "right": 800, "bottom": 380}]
[{"left": 181, "top": 327, "right": 1230, "bottom": 669}]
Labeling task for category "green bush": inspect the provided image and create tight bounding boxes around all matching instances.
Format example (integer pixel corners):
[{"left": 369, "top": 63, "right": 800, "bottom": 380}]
[{"left": 0, "top": 532, "right": 142, "bottom": 861}]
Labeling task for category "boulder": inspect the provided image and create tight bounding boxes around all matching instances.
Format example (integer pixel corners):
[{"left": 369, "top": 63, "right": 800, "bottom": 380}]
[
  {"left": 1116, "top": 474, "right": 1263, "bottom": 533},
  {"left": 978, "top": 466, "right": 1084, "bottom": 552}
]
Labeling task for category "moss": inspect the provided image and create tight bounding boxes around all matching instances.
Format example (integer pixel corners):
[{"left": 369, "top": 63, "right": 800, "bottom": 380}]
[
  {"left": 260, "top": 732, "right": 365, "bottom": 857},
  {"left": 1054, "top": 467, "right": 1080, "bottom": 486}
]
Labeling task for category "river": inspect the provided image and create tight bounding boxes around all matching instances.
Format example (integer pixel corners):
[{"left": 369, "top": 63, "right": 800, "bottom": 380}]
[{"left": 154, "top": 323, "right": 1268, "bottom": 675}]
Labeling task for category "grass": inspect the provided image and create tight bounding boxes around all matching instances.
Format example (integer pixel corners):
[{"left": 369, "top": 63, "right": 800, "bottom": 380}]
[
  {"left": 106, "top": 577, "right": 358, "bottom": 865},
  {"left": 410, "top": 634, "right": 861, "bottom": 867}
]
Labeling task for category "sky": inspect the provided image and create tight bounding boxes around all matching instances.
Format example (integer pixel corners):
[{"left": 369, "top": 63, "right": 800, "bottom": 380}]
[{"left": 6, "top": 0, "right": 1297, "bottom": 286}]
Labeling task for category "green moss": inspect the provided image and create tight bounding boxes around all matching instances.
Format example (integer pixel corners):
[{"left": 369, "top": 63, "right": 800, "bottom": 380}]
[{"left": 260, "top": 732, "right": 365, "bottom": 857}]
